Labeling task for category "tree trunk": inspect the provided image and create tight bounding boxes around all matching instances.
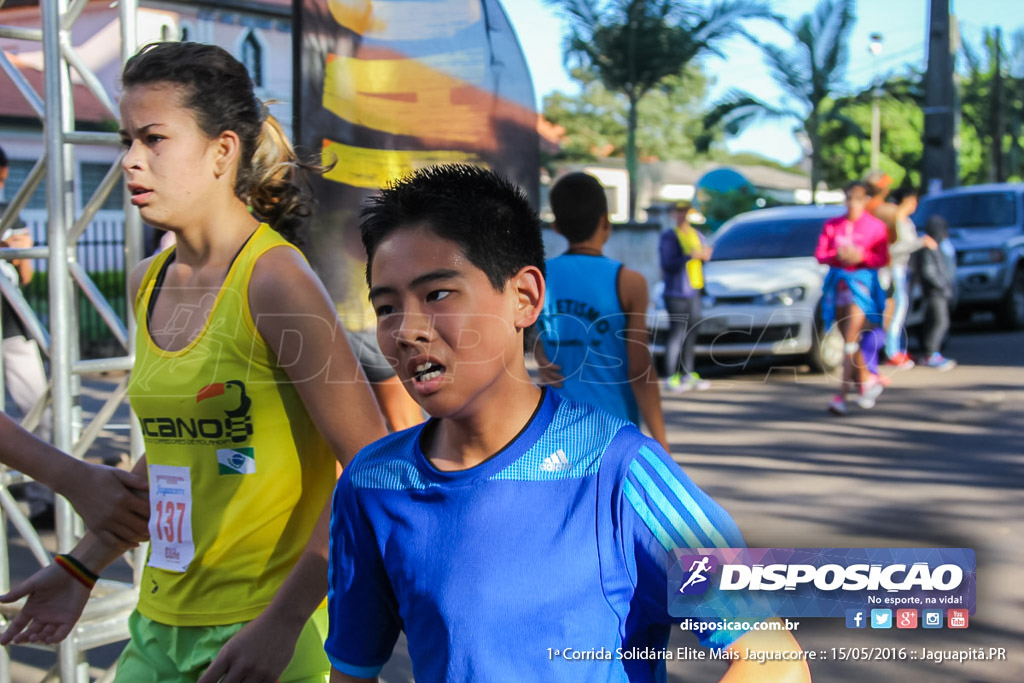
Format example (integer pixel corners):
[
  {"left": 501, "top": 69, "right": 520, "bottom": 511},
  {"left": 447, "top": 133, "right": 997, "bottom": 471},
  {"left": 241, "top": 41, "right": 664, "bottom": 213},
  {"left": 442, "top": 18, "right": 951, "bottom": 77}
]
[
  {"left": 626, "top": 94, "right": 639, "bottom": 221},
  {"left": 807, "top": 123, "right": 821, "bottom": 205}
]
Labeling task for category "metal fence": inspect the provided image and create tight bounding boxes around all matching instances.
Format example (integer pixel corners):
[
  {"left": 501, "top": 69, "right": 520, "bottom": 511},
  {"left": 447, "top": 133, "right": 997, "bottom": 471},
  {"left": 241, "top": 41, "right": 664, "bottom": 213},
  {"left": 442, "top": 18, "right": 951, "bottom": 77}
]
[{"left": 20, "top": 209, "right": 128, "bottom": 358}]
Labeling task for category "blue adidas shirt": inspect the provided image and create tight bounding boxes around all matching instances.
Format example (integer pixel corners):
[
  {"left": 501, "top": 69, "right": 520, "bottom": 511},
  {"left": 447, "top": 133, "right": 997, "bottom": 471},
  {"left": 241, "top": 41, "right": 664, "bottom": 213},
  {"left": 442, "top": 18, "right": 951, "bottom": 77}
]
[
  {"left": 326, "top": 389, "right": 746, "bottom": 681},
  {"left": 539, "top": 254, "right": 640, "bottom": 424}
]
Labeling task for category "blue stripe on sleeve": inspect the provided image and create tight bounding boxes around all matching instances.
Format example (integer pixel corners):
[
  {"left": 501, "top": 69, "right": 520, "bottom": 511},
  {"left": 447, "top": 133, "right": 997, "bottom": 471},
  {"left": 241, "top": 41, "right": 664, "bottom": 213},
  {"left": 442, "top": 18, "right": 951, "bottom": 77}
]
[
  {"left": 623, "top": 480, "right": 674, "bottom": 553},
  {"left": 628, "top": 459, "right": 702, "bottom": 548},
  {"left": 327, "top": 654, "right": 385, "bottom": 679},
  {"left": 638, "top": 446, "right": 730, "bottom": 548}
]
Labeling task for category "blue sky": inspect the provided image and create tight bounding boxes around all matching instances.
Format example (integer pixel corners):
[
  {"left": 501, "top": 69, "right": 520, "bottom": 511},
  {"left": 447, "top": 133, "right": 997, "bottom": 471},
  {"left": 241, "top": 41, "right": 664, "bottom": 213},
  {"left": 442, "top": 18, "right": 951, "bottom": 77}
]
[{"left": 501, "top": 0, "right": 1024, "bottom": 165}]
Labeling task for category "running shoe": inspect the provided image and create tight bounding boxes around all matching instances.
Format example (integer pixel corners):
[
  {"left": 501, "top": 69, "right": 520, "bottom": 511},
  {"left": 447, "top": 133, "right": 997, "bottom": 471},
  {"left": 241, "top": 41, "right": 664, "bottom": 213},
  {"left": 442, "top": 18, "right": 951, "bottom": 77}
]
[
  {"left": 856, "top": 377, "right": 885, "bottom": 409},
  {"left": 683, "top": 373, "right": 711, "bottom": 391},
  {"left": 885, "top": 351, "right": 915, "bottom": 369},
  {"left": 827, "top": 395, "right": 848, "bottom": 415},
  {"left": 664, "top": 373, "right": 685, "bottom": 393},
  {"left": 664, "top": 373, "right": 710, "bottom": 393},
  {"left": 922, "top": 353, "right": 957, "bottom": 371}
]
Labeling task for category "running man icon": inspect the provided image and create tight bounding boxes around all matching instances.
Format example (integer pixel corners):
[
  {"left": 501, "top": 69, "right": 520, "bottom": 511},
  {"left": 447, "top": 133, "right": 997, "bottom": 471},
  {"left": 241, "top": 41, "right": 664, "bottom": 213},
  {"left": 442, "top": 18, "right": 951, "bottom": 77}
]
[{"left": 678, "top": 556, "right": 712, "bottom": 594}]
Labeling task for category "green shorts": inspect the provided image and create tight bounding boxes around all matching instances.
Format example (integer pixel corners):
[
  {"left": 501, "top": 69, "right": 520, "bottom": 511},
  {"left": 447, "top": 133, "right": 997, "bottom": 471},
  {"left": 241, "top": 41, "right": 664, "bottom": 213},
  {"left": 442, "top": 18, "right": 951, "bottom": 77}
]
[{"left": 114, "top": 608, "right": 329, "bottom": 682}]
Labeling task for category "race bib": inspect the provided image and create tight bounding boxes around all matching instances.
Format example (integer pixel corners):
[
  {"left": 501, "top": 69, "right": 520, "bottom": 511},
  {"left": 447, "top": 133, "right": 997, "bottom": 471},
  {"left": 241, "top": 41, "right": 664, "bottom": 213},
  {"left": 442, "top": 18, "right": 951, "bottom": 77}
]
[{"left": 147, "top": 465, "right": 195, "bottom": 573}]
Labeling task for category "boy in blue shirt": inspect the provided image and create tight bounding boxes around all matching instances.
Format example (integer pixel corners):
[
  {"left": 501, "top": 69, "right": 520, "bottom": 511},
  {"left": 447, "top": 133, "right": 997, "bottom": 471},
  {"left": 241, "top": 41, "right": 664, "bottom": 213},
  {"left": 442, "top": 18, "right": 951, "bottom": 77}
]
[
  {"left": 534, "top": 172, "right": 670, "bottom": 453},
  {"left": 326, "top": 165, "right": 809, "bottom": 682}
]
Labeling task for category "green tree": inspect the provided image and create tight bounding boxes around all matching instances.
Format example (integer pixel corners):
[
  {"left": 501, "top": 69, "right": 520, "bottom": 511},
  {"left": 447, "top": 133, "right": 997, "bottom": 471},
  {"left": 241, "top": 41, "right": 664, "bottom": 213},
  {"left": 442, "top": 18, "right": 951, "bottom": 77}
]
[
  {"left": 542, "top": 66, "right": 711, "bottom": 162},
  {"left": 701, "top": 0, "right": 859, "bottom": 201},
  {"left": 545, "top": 0, "right": 772, "bottom": 219},
  {"left": 816, "top": 73, "right": 926, "bottom": 189},
  {"left": 960, "top": 27, "right": 1024, "bottom": 184},
  {"left": 814, "top": 68, "right": 999, "bottom": 191}
]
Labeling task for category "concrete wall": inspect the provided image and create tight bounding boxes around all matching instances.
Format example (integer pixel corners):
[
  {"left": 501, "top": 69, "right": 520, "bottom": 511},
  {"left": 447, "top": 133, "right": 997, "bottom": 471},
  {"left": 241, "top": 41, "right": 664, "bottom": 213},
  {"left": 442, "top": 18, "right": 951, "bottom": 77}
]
[{"left": 542, "top": 223, "right": 665, "bottom": 290}]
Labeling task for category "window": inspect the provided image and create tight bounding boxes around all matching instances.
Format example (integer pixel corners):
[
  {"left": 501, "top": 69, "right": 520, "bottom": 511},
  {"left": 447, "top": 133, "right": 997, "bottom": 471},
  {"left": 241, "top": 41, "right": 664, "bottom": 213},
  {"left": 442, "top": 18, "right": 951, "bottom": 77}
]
[
  {"left": 241, "top": 30, "right": 263, "bottom": 88},
  {"left": 80, "top": 162, "right": 124, "bottom": 211},
  {"left": 711, "top": 216, "right": 840, "bottom": 261},
  {"left": 4, "top": 161, "right": 124, "bottom": 212},
  {"left": 917, "top": 192, "right": 1019, "bottom": 229},
  {"left": 4, "top": 160, "right": 47, "bottom": 210}
]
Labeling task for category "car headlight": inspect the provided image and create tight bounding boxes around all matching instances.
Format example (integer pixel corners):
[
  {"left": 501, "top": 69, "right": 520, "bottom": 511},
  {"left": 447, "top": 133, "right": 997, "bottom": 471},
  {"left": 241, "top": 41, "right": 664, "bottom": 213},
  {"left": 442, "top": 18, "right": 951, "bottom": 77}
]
[
  {"left": 759, "top": 286, "right": 806, "bottom": 306},
  {"left": 958, "top": 249, "right": 1006, "bottom": 266}
]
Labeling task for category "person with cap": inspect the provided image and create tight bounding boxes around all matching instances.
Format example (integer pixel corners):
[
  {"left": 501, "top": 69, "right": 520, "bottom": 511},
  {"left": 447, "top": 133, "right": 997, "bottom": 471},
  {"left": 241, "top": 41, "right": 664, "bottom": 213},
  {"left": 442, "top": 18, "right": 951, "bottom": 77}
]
[{"left": 658, "top": 201, "right": 712, "bottom": 393}]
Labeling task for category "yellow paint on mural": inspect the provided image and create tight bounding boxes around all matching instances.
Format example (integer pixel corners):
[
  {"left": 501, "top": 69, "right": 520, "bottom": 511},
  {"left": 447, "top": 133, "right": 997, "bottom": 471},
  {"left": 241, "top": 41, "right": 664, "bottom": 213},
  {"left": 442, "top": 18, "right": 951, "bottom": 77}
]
[
  {"left": 322, "top": 55, "right": 489, "bottom": 144},
  {"left": 321, "top": 140, "right": 479, "bottom": 189},
  {"left": 327, "top": 0, "right": 384, "bottom": 35},
  {"left": 327, "top": 0, "right": 480, "bottom": 41}
]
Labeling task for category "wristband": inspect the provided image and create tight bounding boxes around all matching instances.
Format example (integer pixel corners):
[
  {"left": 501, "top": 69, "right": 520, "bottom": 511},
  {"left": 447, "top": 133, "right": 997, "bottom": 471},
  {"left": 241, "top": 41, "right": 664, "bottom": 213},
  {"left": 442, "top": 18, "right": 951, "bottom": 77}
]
[{"left": 54, "top": 554, "right": 98, "bottom": 590}]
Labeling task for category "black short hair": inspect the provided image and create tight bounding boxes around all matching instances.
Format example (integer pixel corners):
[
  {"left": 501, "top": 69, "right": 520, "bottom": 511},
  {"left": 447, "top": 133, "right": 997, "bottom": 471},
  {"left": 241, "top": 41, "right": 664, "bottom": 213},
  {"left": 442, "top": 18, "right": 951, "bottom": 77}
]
[
  {"left": 924, "top": 215, "right": 948, "bottom": 241},
  {"left": 844, "top": 180, "right": 868, "bottom": 196},
  {"left": 548, "top": 172, "right": 607, "bottom": 243},
  {"left": 891, "top": 188, "right": 919, "bottom": 204},
  {"left": 361, "top": 164, "right": 545, "bottom": 291},
  {"left": 0, "top": 145, "right": 8, "bottom": 169}
]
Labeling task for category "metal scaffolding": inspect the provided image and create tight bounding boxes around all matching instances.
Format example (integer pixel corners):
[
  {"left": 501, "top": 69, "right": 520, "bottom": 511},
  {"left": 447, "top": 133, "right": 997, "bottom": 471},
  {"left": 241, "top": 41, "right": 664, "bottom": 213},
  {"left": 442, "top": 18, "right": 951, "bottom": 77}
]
[{"left": 0, "top": 0, "right": 144, "bottom": 680}]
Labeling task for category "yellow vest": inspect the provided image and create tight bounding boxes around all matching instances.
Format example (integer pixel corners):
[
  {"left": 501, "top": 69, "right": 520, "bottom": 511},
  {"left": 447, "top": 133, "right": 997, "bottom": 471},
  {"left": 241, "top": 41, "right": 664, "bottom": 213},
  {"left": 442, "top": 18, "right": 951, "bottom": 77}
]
[
  {"left": 128, "top": 224, "right": 335, "bottom": 626},
  {"left": 675, "top": 226, "right": 705, "bottom": 290}
]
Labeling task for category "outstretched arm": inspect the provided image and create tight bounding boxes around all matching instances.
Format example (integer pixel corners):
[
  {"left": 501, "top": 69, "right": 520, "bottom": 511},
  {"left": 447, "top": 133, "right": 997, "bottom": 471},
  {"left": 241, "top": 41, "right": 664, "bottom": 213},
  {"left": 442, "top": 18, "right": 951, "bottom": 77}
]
[
  {"left": 0, "top": 520, "right": 137, "bottom": 645},
  {"left": 618, "top": 268, "right": 669, "bottom": 452},
  {"left": 0, "top": 416, "right": 149, "bottom": 544}
]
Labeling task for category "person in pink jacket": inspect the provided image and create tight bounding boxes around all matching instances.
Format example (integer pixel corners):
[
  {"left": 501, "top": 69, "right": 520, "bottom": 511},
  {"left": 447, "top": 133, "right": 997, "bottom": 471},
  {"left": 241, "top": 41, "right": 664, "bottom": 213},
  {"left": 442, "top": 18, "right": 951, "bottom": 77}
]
[{"left": 815, "top": 181, "right": 890, "bottom": 415}]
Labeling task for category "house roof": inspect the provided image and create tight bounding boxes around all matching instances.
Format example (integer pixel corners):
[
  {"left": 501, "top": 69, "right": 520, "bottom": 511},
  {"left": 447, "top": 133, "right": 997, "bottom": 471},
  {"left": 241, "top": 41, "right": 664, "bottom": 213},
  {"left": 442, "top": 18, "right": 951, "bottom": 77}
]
[
  {"left": 0, "top": 52, "right": 115, "bottom": 124},
  {"left": 568, "top": 158, "right": 810, "bottom": 192},
  {"left": 1, "top": 0, "right": 291, "bottom": 9},
  {"left": 647, "top": 160, "right": 808, "bottom": 191}
]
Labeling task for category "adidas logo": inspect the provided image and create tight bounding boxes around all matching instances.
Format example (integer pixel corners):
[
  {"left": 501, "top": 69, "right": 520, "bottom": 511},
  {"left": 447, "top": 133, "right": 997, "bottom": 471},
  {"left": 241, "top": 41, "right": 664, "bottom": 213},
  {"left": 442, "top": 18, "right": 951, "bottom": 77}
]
[{"left": 540, "top": 449, "right": 570, "bottom": 472}]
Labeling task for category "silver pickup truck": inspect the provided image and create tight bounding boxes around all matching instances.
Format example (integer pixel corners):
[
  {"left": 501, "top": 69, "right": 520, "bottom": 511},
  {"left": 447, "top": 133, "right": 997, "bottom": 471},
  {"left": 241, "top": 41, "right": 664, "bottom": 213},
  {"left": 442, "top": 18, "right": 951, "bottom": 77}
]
[{"left": 914, "top": 183, "right": 1024, "bottom": 330}]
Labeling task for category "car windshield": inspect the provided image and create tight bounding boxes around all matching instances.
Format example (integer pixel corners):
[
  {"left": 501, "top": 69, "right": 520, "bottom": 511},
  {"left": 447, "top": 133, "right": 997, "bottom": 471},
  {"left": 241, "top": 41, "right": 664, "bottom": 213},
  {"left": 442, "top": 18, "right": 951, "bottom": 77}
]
[
  {"left": 915, "top": 192, "right": 1019, "bottom": 228},
  {"left": 710, "top": 216, "right": 839, "bottom": 261}
]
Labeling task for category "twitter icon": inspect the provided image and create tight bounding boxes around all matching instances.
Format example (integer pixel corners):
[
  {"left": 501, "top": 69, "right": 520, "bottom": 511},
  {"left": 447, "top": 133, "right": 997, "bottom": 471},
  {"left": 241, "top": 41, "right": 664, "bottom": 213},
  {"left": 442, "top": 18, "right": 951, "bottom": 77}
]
[{"left": 870, "top": 609, "right": 892, "bottom": 629}]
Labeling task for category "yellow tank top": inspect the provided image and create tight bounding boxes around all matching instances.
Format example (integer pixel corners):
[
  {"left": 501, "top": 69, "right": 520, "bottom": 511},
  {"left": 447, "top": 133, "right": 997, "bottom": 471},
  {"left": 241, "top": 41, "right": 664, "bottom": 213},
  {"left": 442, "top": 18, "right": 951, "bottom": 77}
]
[{"left": 128, "top": 223, "right": 335, "bottom": 626}]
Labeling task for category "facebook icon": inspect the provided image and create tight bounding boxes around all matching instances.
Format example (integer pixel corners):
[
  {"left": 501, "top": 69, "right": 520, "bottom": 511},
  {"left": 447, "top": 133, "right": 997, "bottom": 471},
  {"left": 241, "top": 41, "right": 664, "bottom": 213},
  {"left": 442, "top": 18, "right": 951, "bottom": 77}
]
[{"left": 846, "top": 609, "right": 866, "bottom": 629}]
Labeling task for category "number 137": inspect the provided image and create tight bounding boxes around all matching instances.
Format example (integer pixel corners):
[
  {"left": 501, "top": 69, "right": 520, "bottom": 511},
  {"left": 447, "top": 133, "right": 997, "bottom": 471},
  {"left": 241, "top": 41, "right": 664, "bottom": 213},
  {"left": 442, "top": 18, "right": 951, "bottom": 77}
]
[{"left": 154, "top": 500, "right": 186, "bottom": 543}]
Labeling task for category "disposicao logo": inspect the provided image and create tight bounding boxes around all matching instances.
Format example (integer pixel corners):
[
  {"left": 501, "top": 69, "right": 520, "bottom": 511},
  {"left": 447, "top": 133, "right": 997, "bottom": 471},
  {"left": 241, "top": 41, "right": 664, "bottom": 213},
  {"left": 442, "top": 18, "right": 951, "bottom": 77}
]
[{"left": 668, "top": 548, "right": 976, "bottom": 619}]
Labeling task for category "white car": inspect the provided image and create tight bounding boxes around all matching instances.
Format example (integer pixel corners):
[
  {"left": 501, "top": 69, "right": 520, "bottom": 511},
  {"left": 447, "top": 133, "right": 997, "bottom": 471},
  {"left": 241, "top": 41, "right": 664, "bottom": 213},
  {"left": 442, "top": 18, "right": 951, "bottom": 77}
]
[{"left": 648, "top": 205, "right": 925, "bottom": 374}]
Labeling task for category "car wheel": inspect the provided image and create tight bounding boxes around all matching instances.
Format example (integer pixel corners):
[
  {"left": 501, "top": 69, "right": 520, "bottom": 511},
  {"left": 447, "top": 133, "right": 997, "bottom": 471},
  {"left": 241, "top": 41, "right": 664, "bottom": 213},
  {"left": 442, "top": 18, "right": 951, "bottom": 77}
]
[
  {"left": 995, "top": 267, "right": 1024, "bottom": 331},
  {"left": 807, "top": 322, "right": 843, "bottom": 375}
]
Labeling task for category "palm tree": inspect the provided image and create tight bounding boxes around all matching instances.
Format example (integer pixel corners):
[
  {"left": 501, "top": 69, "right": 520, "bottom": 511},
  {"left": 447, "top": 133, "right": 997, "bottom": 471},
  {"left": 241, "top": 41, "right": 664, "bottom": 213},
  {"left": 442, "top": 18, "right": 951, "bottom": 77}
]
[
  {"left": 545, "top": 0, "right": 772, "bottom": 219},
  {"left": 701, "top": 0, "right": 858, "bottom": 202},
  {"left": 960, "top": 27, "right": 1024, "bottom": 184}
]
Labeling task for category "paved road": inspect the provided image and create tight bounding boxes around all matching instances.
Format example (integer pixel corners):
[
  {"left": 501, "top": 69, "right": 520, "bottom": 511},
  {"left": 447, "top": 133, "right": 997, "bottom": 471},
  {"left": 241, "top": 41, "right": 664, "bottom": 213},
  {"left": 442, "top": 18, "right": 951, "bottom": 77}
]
[
  {"left": 653, "top": 322, "right": 1024, "bottom": 683},
  {"left": 4, "top": 322, "right": 1022, "bottom": 682}
]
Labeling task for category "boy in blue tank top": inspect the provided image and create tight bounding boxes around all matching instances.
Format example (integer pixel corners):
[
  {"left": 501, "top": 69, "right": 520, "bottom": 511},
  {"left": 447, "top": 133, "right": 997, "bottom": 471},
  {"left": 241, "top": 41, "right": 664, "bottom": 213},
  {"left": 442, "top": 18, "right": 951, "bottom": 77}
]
[
  {"left": 535, "top": 172, "right": 670, "bottom": 453},
  {"left": 325, "top": 165, "right": 809, "bottom": 682}
]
